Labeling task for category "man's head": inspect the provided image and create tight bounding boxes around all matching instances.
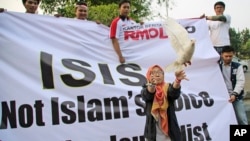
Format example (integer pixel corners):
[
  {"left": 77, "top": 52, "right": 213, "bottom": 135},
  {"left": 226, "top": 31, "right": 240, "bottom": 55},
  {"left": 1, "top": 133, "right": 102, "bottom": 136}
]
[
  {"left": 75, "top": 1, "right": 88, "bottom": 20},
  {"left": 22, "top": 0, "right": 41, "bottom": 5},
  {"left": 221, "top": 46, "right": 234, "bottom": 65},
  {"left": 22, "top": 0, "right": 41, "bottom": 14},
  {"left": 118, "top": 0, "right": 131, "bottom": 17},
  {"left": 214, "top": 1, "right": 225, "bottom": 15}
]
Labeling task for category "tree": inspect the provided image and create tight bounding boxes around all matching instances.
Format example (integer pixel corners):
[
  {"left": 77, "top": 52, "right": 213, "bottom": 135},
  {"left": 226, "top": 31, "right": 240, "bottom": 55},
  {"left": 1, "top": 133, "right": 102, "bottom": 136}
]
[
  {"left": 240, "top": 29, "right": 250, "bottom": 58},
  {"left": 230, "top": 28, "right": 241, "bottom": 55},
  {"left": 155, "top": 0, "right": 175, "bottom": 17},
  {"left": 40, "top": 0, "right": 151, "bottom": 26},
  {"left": 240, "top": 28, "right": 250, "bottom": 45},
  {"left": 230, "top": 28, "right": 250, "bottom": 59},
  {"left": 88, "top": 4, "right": 117, "bottom": 26},
  {"left": 242, "top": 39, "right": 250, "bottom": 58}
]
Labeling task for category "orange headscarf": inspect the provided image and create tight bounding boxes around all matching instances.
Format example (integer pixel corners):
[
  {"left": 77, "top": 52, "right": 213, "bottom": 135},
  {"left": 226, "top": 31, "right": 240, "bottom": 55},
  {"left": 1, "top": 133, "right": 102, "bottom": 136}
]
[{"left": 146, "top": 65, "right": 169, "bottom": 135}]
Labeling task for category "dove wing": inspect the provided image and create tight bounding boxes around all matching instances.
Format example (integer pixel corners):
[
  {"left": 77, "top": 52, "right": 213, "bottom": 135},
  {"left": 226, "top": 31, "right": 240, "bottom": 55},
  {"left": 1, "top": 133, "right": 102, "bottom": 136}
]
[{"left": 163, "top": 17, "right": 191, "bottom": 54}]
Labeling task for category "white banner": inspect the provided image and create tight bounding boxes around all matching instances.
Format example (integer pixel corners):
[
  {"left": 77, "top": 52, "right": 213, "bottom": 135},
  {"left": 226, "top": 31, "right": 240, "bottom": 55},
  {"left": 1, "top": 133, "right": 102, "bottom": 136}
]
[{"left": 0, "top": 12, "right": 237, "bottom": 141}]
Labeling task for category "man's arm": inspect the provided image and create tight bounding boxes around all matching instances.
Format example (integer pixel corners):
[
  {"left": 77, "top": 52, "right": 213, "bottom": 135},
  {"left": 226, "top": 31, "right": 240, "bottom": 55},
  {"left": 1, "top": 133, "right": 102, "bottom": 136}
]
[
  {"left": 111, "top": 38, "right": 125, "bottom": 63},
  {"left": 206, "top": 15, "right": 227, "bottom": 22},
  {"left": 233, "top": 65, "right": 245, "bottom": 94},
  {"left": 109, "top": 18, "right": 125, "bottom": 63}
]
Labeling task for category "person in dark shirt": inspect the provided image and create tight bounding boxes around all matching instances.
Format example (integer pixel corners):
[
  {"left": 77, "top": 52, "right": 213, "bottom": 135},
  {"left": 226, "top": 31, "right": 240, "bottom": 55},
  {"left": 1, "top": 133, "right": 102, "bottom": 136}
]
[{"left": 141, "top": 65, "right": 187, "bottom": 141}]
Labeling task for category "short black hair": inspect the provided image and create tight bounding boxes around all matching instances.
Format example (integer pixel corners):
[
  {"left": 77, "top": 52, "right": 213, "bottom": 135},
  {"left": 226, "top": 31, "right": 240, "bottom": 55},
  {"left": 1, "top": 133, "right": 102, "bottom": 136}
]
[
  {"left": 22, "top": 0, "right": 41, "bottom": 5},
  {"left": 221, "top": 46, "right": 234, "bottom": 53},
  {"left": 75, "top": 1, "right": 88, "bottom": 11},
  {"left": 119, "top": 0, "right": 131, "bottom": 8},
  {"left": 76, "top": 1, "right": 87, "bottom": 7},
  {"left": 214, "top": 1, "right": 225, "bottom": 9}
]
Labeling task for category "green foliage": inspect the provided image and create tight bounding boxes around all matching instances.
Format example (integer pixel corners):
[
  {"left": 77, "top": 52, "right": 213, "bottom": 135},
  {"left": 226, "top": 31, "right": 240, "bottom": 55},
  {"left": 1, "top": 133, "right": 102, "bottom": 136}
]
[
  {"left": 88, "top": 4, "right": 118, "bottom": 26},
  {"left": 130, "top": 0, "right": 151, "bottom": 22},
  {"left": 40, "top": 0, "right": 152, "bottom": 26},
  {"left": 88, "top": 0, "right": 119, "bottom": 5},
  {"left": 230, "top": 28, "right": 250, "bottom": 59},
  {"left": 230, "top": 28, "right": 241, "bottom": 53},
  {"left": 240, "top": 28, "right": 250, "bottom": 45},
  {"left": 242, "top": 39, "right": 250, "bottom": 58},
  {"left": 40, "top": 0, "right": 75, "bottom": 15}
]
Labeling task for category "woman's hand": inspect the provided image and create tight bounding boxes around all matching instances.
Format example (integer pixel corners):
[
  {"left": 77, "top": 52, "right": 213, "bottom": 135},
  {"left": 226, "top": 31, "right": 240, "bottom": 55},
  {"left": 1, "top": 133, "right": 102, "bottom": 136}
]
[
  {"left": 173, "top": 70, "right": 188, "bottom": 88},
  {"left": 175, "top": 70, "right": 188, "bottom": 81}
]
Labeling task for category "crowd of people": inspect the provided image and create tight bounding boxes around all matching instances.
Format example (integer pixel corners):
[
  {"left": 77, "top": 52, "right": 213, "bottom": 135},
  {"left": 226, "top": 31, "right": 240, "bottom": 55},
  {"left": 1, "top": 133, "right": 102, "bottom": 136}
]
[{"left": 1, "top": 0, "right": 248, "bottom": 140}]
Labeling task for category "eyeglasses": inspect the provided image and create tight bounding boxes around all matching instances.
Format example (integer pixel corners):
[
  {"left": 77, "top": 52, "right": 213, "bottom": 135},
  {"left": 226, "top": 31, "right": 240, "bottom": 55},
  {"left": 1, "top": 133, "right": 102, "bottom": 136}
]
[{"left": 150, "top": 71, "right": 164, "bottom": 76}]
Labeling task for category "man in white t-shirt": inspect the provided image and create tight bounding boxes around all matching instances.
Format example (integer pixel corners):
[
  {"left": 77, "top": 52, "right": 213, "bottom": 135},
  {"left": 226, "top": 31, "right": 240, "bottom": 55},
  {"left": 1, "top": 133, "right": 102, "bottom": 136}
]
[
  {"left": 109, "top": 0, "right": 136, "bottom": 63},
  {"left": 201, "top": 1, "right": 231, "bottom": 55}
]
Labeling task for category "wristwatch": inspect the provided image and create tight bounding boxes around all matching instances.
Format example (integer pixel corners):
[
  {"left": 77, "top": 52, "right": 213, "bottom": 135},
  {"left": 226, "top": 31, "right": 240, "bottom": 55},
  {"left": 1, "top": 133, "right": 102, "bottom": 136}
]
[{"left": 230, "top": 92, "right": 238, "bottom": 96}]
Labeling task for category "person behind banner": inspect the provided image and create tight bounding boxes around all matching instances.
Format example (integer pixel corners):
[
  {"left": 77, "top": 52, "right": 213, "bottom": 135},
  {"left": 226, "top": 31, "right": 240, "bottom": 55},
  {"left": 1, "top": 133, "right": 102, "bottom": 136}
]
[
  {"left": 23, "top": 0, "right": 41, "bottom": 14},
  {"left": 74, "top": 1, "right": 88, "bottom": 20},
  {"left": 200, "top": 1, "right": 231, "bottom": 55},
  {"left": 54, "top": 1, "right": 87, "bottom": 20},
  {"left": 0, "top": 0, "right": 41, "bottom": 14},
  {"left": 54, "top": 1, "right": 100, "bottom": 24},
  {"left": 219, "top": 47, "right": 248, "bottom": 125},
  {"left": 141, "top": 65, "right": 187, "bottom": 141},
  {"left": 109, "top": 0, "right": 136, "bottom": 64}
]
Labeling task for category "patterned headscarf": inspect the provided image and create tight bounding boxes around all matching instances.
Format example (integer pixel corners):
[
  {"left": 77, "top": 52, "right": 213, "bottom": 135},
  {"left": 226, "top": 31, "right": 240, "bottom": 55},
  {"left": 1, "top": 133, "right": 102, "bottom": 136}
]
[{"left": 146, "top": 65, "right": 169, "bottom": 135}]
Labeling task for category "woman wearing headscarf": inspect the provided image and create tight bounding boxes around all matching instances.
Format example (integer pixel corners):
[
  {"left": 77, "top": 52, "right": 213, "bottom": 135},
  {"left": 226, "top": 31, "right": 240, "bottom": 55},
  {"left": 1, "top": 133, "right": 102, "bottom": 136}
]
[{"left": 141, "top": 65, "right": 186, "bottom": 141}]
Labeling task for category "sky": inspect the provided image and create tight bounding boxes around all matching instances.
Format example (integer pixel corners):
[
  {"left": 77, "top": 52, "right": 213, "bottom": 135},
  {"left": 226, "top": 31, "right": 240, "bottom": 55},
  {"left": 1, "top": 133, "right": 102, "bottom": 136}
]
[
  {"left": 0, "top": 0, "right": 249, "bottom": 30},
  {"left": 153, "top": 0, "right": 250, "bottom": 31}
]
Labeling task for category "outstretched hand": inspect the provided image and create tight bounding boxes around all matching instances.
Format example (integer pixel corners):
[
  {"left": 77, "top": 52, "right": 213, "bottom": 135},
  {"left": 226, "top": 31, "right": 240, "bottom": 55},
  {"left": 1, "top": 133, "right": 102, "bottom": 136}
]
[
  {"left": 200, "top": 13, "right": 206, "bottom": 19},
  {"left": 139, "top": 21, "right": 144, "bottom": 25},
  {"left": 0, "top": 8, "right": 5, "bottom": 13},
  {"left": 54, "top": 13, "right": 62, "bottom": 18},
  {"left": 95, "top": 20, "right": 101, "bottom": 24},
  {"left": 175, "top": 70, "right": 188, "bottom": 81}
]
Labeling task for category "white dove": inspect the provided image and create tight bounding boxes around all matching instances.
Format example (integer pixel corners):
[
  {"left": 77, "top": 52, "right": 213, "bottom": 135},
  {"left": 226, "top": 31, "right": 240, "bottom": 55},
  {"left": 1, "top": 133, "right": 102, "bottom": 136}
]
[{"left": 162, "top": 17, "right": 195, "bottom": 72}]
